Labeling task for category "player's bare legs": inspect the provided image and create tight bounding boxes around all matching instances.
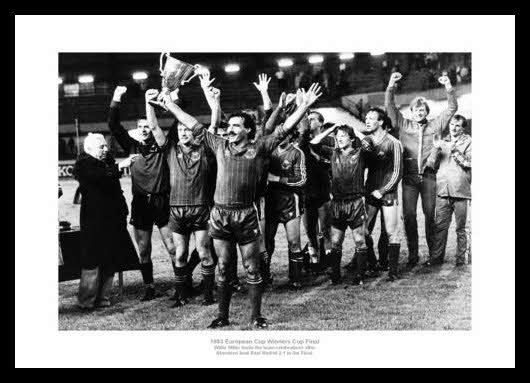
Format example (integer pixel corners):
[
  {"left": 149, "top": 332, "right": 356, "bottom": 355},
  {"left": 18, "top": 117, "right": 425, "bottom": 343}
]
[
  {"left": 284, "top": 217, "right": 303, "bottom": 287},
  {"left": 329, "top": 226, "right": 346, "bottom": 284},
  {"left": 318, "top": 201, "right": 332, "bottom": 256},
  {"left": 134, "top": 228, "right": 156, "bottom": 301},
  {"left": 209, "top": 239, "right": 237, "bottom": 327},
  {"left": 171, "top": 232, "right": 190, "bottom": 306},
  {"left": 193, "top": 230, "right": 215, "bottom": 305},
  {"left": 158, "top": 225, "right": 176, "bottom": 264},
  {"left": 351, "top": 224, "right": 368, "bottom": 284},
  {"left": 257, "top": 216, "right": 271, "bottom": 286},
  {"left": 239, "top": 239, "right": 267, "bottom": 327}
]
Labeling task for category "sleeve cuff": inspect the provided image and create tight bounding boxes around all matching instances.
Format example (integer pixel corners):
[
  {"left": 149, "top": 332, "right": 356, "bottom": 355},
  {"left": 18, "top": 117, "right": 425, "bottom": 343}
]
[{"left": 110, "top": 100, "right": 121, "bottom": 108}]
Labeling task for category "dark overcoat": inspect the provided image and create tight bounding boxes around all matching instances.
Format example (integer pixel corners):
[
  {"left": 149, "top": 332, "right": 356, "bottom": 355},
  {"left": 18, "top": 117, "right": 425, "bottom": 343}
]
[{"left": 73, "top": 153, "right": 138, "bottom": 272}]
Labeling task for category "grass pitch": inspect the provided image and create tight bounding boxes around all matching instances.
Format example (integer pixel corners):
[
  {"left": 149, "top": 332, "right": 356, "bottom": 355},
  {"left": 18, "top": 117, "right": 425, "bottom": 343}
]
[{"left": 58, "top": 178, "right": 471, "bottom": 331}]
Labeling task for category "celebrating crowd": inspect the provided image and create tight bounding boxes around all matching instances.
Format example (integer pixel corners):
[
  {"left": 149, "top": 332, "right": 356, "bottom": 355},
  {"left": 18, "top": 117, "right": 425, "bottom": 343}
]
[{"left": 72, "top": 69, "right": 471, "bottom": 329}]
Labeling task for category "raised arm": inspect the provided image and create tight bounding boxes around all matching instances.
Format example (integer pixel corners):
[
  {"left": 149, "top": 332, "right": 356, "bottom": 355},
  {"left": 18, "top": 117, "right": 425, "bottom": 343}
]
[
  {"left": 264, "top": 92, "right": 286, "bottom": 136},
  {"left": 385, "top": 72, "right": 405, "bottom": 133},
  {"left": 145, "top": 89, "right": 167, "bottom": 147},
  {"left": 162, "top": 91, "right": 200, "bottom": 130},
  {"left": 284, "top": 83, "right": 323, "bottom": 134},
  {"left": 203, "top": 86, "right": 222, "bottom": 133},
  {"left": 253, "top": 73, "right": 273, "bottom": 112},
  {"left": 431, "top": 75, "right": 458, "bottom": 136},
  {"left": 310, "top": 124, "right": 335, "bottom": 145},
  {"left": 163, "top": 93, "right": 221, "bottom": 151},
  {"left": 108, "top": 86, "right": 134, "bottom": 153}
]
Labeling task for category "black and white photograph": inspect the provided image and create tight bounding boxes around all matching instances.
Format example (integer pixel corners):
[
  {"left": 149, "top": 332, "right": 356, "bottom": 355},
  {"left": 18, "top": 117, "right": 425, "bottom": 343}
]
[
  {"left": 15, "top": 14, "right": 515, "bottom": 368},
  {"left": 57, "top": 51, "right": 473, "bottom": 331}
]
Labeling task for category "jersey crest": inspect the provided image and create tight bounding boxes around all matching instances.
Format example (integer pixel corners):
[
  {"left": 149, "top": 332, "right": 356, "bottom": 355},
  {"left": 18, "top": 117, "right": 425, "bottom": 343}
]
[
  {"left": 190, "top": 151, "right": 201, "bottom": 162},
  {"left": 281, "top": 160, "right": 292, "bottom": 170},
  {"left": 244, "top": 147, "right": 257, "bottom": 159}
]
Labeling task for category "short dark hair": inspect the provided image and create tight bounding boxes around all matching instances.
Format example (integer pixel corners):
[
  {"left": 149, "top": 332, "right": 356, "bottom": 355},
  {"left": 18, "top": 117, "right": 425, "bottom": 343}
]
[
  {"left": 335, "top": 124, "right": 356, "bottom": 140},
  {"left": 451, "top": 114, "right": 468, "bottom": 128},
  {"left": 229, "top": 112, "right": 257, "bottom": 139},
  {"left": 309, "top": 110, "right": 325, "bottom": 124},
  {"left": 367, "top": 107, "right": 391, "bottom": 130}
]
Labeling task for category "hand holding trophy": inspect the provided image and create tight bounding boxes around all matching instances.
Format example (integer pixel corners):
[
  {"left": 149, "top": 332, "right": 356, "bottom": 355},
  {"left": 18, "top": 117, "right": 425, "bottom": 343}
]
[{"left": 148, "top": 52, "right": 209, "bottom": 111}]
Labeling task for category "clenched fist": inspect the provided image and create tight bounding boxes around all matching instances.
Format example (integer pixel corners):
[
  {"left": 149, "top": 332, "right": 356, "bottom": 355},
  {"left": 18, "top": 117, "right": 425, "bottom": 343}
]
[
  {"left": 438, "top": 74, "right": 452, "bottom": 89},
  {"left": 145, "top": 89, "right": 159, "bottom": 102},
  {"left": 388, "top": 72, "right": 402, "bottom": 88},
  {"left": 113, "top": 86, "right": 127, "bottom": 102}
]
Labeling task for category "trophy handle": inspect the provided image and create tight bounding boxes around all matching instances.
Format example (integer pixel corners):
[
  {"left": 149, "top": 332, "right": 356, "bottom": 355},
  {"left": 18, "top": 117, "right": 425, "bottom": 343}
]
[
  {"left": 159, "top": 52, "right": 171, "bottom": 74},
  {"left": 181, "top": 65, "right": 202, "bottom": 85}
]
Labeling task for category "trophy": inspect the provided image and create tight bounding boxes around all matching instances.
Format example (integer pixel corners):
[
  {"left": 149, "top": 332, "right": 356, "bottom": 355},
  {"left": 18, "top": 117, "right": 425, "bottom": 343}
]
[{"left": 148, "top": 52, "right": 208, "bottom": 111}]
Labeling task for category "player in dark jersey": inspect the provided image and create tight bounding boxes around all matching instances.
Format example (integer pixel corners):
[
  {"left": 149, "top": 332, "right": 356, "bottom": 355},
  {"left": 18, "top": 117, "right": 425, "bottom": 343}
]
[
  {"left": 108, "top": 86, "right": 175, "bottom": 301},
  {"left": 265, "top": 129, "right": 307, "bottom": 288},
  {"left": 299, "top": 111, "right": 333, "bottom": 271},
  {"left": 359, "top": 108, "right": 403, "bottom": 281},
  {"left": 310, "top": 124, "right": 369, "bottom": 285},
  {"left": 145, "top": 84, "right": 219, "bottom": 307},
  {"left": 163, "top": 83, "right": 322, "bottom": 329}
]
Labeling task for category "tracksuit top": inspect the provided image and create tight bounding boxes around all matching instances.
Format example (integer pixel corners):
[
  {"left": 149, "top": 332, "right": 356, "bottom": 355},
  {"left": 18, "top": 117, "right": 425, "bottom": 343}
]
[
  {"left": 364, "top": 132, "right": 404, "bottom": 196},
  {"left": 385, "top": 86, "right": 458, "bottom": 179},
  {"left": 267, "top": 143, "right": 307, "bottom": 193},
  {"left": 426, "top": 134, "right": 471, "bottom": 199}
]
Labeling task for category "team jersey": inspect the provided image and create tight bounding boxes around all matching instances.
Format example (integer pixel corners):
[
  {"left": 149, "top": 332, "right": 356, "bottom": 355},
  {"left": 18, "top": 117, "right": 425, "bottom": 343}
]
[
  {"left": 108, "top": 101, "right": 169, "bottom": 196},
  {"left": 298, "top": 130, "right": 334, "bottom": 199},
  {"left": 364, "top": 132, "right": 403, "bottom": 196},
  {"left": 166, "top": 141, "right": 216, "bottom": 206},
  {"left": 311, "top": 141, "right": 366, "bottom": 200},
  {"left": 192, "top": 123, "right": 288, "bottom": 206},
  {"left": 267, "top": 143, "right": 306, "bottom": 193}
]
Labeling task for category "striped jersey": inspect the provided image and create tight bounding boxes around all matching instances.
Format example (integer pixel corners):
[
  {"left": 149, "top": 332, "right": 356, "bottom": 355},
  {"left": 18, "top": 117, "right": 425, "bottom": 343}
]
[
  {"left": 166, "top": 141, "right": 216, "bottom": 206},
  {"left": 365, "top": 132, "right": 403, "bottom": 196},
  {"left": 192, "top": 123, "right": 288, "bottom": 206},
  {"left": 267, "top": 143, "right": 307, "bottom": 193}
]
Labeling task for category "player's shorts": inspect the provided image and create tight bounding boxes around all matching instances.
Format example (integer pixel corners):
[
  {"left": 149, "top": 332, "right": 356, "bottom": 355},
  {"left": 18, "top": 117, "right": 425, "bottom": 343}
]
[
  {"left": 304, "top": 194, "right": 331, "bottom": 211},
  {"left": 365, "top": 193, "right": 398, "bottom": 208},
  {"left": 209, "top": 204, "right": 261, "bottom": 245},
  {"left": 265, "top": 189, "right": 304, "bottom": 223},
  {"left": 130, "top": 193, "right": 170, "bottom": 231},
  {"left": 331, "top": 197, "right": 366, "bottom": 231},
  {"left": 168, "top": 205, "right": 211, "bottom": 235}
]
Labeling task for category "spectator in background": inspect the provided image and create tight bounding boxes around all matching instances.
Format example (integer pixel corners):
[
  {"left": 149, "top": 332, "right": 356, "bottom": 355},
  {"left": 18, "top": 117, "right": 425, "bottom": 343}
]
[
  {"left": 68, "top": 137, "right": 76, "bottom": 156},
  {"left": 59, "top": 138, "right": 66, "bottom": 157},
  {"left": 299, "top": 70, "right": 312, "bottom": 91},
  {"left": 275, "top": 69, "right": 288, "bottom": 94},
  {"left": 294, "top": 70, "right": 304, "bottom": 90}
]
